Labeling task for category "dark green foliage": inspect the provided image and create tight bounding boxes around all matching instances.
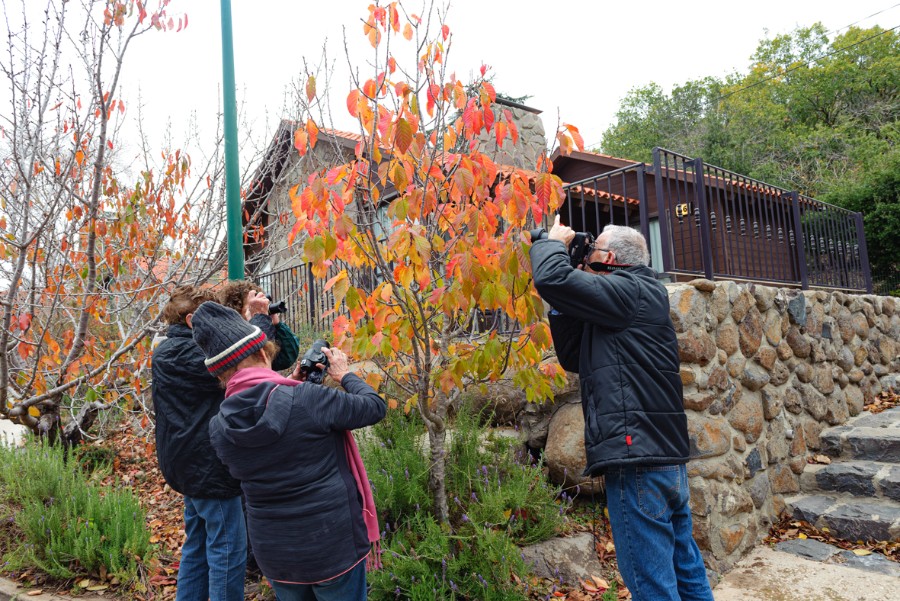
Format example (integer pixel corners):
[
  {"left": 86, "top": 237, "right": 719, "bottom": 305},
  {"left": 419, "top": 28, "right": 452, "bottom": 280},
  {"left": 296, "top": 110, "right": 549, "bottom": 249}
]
[
  {"left": 824, "top": 153, "right": 900, "bottom": 291},
  {"left": 361, "top": 406, "right": 568, "bottom": 600},
  {"left": 0, "top": 442, "right": 151, "bottom": 583}
]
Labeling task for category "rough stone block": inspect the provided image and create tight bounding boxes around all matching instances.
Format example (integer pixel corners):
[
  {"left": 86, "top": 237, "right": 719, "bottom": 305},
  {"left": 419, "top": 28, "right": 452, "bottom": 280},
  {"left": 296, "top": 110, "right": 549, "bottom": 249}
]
[
  {"left": 718, "top": 523, "right": 746, "bottom": 555},
  {"left": 688, "top": 415, "right": 731, "bottom": 458},
  {"left": 776, "top": 538, "right": 840, "bottom": 562},
  {"left": 882, "top": 466, "right": 900, "bottom": 503},
  {"left": 847, "top": 429, "right": 900, "bottom": 463},
  {"left": 835, "top": 549, "right": 900, "bottom": 577},
  {"left": 770, "top": 464, "right": 800, "bottom": 494},
  {"left": 814, "top": 462, "right": 878, "bottom": 497},
  {"left": 739, "top": 309, "right": 763, "bottom": 357},
  {"left": 756, "top": 347, "right": 777, "bottom": 371},
  {"left": 787, "top": 494, "right": 836, "bottom": 526},
  {"left": 679, "top": 330, "right": 717, "bottom": 365},
  {"left": 728, "top": 392, "right": 764, "bottom": 442},
  {"left": 825, "top": 501, "right": 900, "bottom": 542},
  {"left": 786, "top": 327, "right": 811, "bottom": 359},
  {"left": 745, "top": 448, "right": 763, "bottom": 478},
  {"left": 761, "top": 388, "right": 783, "bottom": 420},
  {"left": 741, "top": 364, "right": 770, "bottom": 392},
  {"left": 716, "top": 322, "right": 739, "bottom": 356},
  {"left": 787, "top": 293, "right": 807, "bottom": 327},
  {"left": 748, "top": 474, "right": 771, "bottom": 509}
]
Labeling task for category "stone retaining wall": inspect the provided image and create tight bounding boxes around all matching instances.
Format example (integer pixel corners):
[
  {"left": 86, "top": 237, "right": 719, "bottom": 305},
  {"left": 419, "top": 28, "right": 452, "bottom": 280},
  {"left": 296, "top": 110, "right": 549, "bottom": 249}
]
[
  {"left": 525, "top": 280, "right": 900, "bottom": 578},
  {"left": 672, "top": 281, "right": 898, "bottom": 574}
]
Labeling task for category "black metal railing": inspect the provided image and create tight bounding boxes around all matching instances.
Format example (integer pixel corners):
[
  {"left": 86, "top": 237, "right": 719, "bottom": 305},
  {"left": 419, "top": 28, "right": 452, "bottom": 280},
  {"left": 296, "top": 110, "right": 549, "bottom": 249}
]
[
  {"left": 259, "top": 152, "right": 874, "bottom": 334},
  {"left": 652, "top": 148, "right": 872, "bottom": 293},
  {"left": 557, "top": 163, "right": 650, "bottom": 245}
]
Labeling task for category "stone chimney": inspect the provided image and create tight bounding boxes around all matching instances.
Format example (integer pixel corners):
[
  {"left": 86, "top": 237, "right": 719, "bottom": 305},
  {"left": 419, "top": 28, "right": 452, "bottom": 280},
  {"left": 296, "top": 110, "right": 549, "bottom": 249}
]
[{"left": 478, "top": 97, "right": 547, "bottom": 169}]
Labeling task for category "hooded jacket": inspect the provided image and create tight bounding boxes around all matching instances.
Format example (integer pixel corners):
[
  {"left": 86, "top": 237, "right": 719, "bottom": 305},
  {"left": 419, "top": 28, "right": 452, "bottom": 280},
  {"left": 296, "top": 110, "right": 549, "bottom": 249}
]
[
  {"left": 530, "top": 239, "right": 690, "bottom": 475},
  {"left": 150, "top": 323, "right": 241, "bottom": 499},
  {"left": 208, "top": 372, "right": 386, "bottom": 584}
]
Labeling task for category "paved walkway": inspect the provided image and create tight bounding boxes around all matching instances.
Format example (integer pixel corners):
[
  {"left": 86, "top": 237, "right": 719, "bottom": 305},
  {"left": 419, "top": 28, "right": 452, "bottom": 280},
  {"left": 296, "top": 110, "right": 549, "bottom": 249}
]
[
  {"left": 3, "top": 545, "right": 899, "bottom": 600},
  {"left": 713, "top": 545, "right": 900, "bottom": 601}
]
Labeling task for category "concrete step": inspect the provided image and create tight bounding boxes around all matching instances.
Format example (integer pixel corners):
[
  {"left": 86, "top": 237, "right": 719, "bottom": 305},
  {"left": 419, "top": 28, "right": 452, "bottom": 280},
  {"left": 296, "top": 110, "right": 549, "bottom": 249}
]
[
  {"left": 801, "top": 461, "right": 900, "bottom": 502},
  {"left": 784, "top": 494, "right": 900, "bottom": 542},
  {"left": 819, "top": 427, "right": 900, "bottom": 462}
]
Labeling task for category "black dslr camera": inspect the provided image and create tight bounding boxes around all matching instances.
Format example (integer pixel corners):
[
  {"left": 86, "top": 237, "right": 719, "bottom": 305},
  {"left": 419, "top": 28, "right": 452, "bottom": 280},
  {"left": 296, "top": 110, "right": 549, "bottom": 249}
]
[
  {"left": 529, "top": 227, "right": 595, "bottom": 269},
  {"left": 299, "top": 339, "right": 330, "bottom": 384},
  {"left": 266, "top": 295, "right": 287, "bottom": 315}
]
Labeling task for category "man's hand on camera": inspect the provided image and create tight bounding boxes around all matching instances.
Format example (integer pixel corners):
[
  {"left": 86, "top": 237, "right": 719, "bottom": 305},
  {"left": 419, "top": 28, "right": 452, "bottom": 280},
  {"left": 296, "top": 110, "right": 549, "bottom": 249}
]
[
  {"left": 244, "top": 290, "right": 269, "bottom": 320},
  {"left": 322, "top": 347, "right": 350, "bottom": 384},
  {"left": 548, "top": 214, "right": 576, "bottom": 246}
]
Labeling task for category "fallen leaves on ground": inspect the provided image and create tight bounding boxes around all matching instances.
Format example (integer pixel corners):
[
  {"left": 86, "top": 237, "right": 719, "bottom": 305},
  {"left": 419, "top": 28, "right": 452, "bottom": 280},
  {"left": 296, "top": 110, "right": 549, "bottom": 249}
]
[
  {"left": 864, "top": 389, "right": 900, "bottom": 414},
  {"left": 766, "top": 516, "right": 900, "bottom": 563}
]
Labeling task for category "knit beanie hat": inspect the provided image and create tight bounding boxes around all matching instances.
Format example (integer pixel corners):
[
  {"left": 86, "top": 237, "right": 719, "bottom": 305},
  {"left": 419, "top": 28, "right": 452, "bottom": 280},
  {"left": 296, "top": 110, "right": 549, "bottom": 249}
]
[{"left": 191, "top": 301, "right": 267, "bottom": 376}]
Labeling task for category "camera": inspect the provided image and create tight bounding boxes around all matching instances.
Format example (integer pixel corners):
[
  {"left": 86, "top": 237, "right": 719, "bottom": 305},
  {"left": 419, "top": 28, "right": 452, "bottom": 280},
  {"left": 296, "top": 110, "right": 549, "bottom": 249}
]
[
  {"left": 298, "top": 339, "right": 330, "bottom": 384},
  {"left": 266, "top": 294, "right": 287, "bottom": 315},
  {"left": 529, "top": 227, "right": 595, "bottom": 269}
]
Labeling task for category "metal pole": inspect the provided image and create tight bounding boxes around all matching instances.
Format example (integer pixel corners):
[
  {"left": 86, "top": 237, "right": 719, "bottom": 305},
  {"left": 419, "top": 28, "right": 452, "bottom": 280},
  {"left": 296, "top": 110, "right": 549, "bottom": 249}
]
[{"left": 220, "top": 0, "right": 244, "bottom": 280}]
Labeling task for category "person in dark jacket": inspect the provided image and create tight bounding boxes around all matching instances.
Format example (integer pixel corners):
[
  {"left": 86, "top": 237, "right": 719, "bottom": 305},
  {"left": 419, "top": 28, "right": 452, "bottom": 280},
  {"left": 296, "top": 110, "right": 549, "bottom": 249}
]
[
  {"left": 191, "top": 301, "right": 386, "bottom": 601},
  {"left": 217, "top": 280, "right": 300, "bottom": 371},
  {"left": 152, "top": 286, "right": 260, "bottom": 601},
  {"left": 530, "top": 216, "right": 713, "bottom": 601}
]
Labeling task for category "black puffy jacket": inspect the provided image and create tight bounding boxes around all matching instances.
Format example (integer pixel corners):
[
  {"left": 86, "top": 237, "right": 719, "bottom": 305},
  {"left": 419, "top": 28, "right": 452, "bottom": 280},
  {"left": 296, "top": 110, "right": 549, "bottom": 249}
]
[
  {"left": 151, "top": 323, "right": 241, "bottom": 499},
  {"left": 209, "top": 373, "right": 386, "bottom": 583},
  {"left": 530, "top": 239, "right": 689, "bottom": 475}
]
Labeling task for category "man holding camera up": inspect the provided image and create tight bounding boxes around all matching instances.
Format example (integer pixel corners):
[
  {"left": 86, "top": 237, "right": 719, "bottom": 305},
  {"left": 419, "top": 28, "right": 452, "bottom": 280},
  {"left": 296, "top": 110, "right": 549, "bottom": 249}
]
[{"left": 530, "top": 216, "right": 713, "bottom": 601}]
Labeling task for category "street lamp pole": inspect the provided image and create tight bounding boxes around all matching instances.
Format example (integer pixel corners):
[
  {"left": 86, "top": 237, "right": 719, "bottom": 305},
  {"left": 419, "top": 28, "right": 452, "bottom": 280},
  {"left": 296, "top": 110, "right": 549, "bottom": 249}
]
[{"left": 220, "top": 0, "right": 244, "bottom": 280}]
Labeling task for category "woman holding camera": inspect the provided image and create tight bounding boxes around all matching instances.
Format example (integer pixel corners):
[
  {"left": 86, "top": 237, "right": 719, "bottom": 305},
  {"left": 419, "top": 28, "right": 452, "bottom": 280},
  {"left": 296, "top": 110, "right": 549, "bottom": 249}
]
[{"left": 191, "top": 301, "right": 386, "bottom": 601}]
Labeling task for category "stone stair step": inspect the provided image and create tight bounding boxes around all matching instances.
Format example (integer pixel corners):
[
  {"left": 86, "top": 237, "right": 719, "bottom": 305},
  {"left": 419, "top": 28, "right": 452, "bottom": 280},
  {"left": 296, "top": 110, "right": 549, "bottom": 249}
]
[
  {"left": 784, "top": 494, "right": 900, "bottom": 543},
  {"left": 801, "top": 461, "right": 900, "bottom": 502},
  {"left": 819, "top": 427, "right": 900, "bottom": 462}
]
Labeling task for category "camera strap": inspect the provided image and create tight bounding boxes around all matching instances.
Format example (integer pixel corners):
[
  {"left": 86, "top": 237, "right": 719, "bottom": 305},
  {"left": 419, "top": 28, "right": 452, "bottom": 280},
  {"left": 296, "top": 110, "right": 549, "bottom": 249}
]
[{"left": 586, "top": 261, "right": 631, "bottom": 273}]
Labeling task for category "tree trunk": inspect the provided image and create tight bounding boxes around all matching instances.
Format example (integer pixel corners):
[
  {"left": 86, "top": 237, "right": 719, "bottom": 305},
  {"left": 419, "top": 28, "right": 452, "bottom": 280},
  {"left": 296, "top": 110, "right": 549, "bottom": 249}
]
[{"left": 427, "top": 423, "right": 449, "bottom": 523}]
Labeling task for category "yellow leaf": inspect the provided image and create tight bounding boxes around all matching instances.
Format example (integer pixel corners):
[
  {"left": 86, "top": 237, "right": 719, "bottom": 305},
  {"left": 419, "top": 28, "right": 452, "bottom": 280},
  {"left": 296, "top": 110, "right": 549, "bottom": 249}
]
[
  {"left": 86, "top": 585, "right": 109, "bottom": 591},
  {"left": 797, "top": 533, "right": 807, "bottom": 539},
  {"left": 852, "top": 549, "right": 872, "bottom": 556},
  {"left": 78, "top": 579, "right": 92, "bottom": 587},
  {"left": 27, "top": 406, "right": 41, "bottom": 418},
  {"left": 591, "top": 576, "right": 610, "bottom": 589},
  {"left": 503, "top": 509, "right": 512, "bottom": 520}
]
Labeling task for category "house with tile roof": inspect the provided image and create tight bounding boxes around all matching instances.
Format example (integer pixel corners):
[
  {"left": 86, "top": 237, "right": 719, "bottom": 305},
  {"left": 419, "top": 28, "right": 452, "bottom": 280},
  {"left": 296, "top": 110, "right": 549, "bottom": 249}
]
[{"left": 241, "top": 99, "right": 871, "bottom": 331}]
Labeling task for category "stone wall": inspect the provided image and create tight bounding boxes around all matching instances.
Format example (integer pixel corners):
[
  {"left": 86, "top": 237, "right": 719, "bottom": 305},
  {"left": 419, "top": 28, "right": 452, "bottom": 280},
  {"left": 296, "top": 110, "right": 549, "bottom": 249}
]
[
  {"left": 526, "top": 280, "right": 899, "bottom": 577},
  {"left": 672, "top": 281, "right": 899, "bottom": 574}
]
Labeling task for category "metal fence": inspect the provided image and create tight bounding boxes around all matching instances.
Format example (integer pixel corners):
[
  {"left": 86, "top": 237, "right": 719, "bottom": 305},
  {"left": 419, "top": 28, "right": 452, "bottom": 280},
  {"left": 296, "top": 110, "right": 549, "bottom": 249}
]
[{"left": 652, "top": 148, "right": 872, "bottom": 293}]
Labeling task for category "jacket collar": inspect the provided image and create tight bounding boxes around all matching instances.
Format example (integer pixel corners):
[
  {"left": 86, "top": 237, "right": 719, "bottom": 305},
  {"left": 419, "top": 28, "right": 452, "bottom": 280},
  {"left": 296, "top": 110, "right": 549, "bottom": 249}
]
[{"left": 166, "top": 323, "right": 192, "bottom": 338}]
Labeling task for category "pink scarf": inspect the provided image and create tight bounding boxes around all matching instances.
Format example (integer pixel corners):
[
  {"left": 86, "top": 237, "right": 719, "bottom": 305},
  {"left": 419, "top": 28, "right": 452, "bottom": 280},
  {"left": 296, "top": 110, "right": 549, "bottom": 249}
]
[{"left": 226, "top": 367, "right": 382, "bottom": 570}]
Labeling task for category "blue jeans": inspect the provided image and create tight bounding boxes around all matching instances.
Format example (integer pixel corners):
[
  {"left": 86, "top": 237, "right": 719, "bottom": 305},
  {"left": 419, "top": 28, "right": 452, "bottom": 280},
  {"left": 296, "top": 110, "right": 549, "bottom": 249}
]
[
  {"left": 605, "top": 464, "right": 713, "bottom": 601},
  {"left": 269, "top": 559, "right": 367, "bottom": 601},
  {"left": 175, "top": 496, "right": 247, "bottom": 601}
]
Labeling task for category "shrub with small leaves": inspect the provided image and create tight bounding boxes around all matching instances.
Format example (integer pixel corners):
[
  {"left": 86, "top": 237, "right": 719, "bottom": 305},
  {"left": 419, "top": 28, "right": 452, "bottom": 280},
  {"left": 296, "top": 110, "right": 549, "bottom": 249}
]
[
  {"left": 0, "top": 441, "right": 151, "bottom": 583},
  {"left": 361, "top": 405, "right": 569, "bottom": 600}
]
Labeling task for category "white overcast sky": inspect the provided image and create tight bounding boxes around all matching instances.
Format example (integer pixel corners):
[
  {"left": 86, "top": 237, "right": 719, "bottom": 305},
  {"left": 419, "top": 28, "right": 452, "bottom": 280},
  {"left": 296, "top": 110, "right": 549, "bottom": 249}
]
[{"left": 73, "top": 0, "right": 900, "bottom": 165}]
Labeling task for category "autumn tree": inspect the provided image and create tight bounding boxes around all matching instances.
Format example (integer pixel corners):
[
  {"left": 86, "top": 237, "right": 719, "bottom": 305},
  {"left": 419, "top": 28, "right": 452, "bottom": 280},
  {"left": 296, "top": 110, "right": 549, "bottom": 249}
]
[
  {"left": 0, "top": 0, "right": 230, "bottom": 444},
  {"left": 286, "top": 1, "right": 581, "bottom": 521}
]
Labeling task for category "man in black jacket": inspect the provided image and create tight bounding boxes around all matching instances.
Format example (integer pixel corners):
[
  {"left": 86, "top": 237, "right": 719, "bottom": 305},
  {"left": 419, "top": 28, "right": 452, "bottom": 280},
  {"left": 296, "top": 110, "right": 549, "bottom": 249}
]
[
  {"left": 152, "top": 285, "right": 260, "bottom": 601},
  {"left": 530, "top": 216, "right": 713, "bottom": 601}
]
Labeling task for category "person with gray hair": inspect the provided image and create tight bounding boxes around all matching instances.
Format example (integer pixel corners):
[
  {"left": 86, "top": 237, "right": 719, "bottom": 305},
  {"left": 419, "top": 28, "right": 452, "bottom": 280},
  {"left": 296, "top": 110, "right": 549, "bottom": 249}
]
[
  {"left": 600, "top": 224, "right": 650, "bottom": 267},
  {"left": 529, "top": 215, "right": 712, "bottom": 601}
]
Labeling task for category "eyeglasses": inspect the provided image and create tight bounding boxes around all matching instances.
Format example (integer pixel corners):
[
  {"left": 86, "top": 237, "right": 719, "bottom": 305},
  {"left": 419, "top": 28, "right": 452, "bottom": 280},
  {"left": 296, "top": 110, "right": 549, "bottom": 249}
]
[{"left": 591, "top": 245, "right": 611, "bottom": 254}]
